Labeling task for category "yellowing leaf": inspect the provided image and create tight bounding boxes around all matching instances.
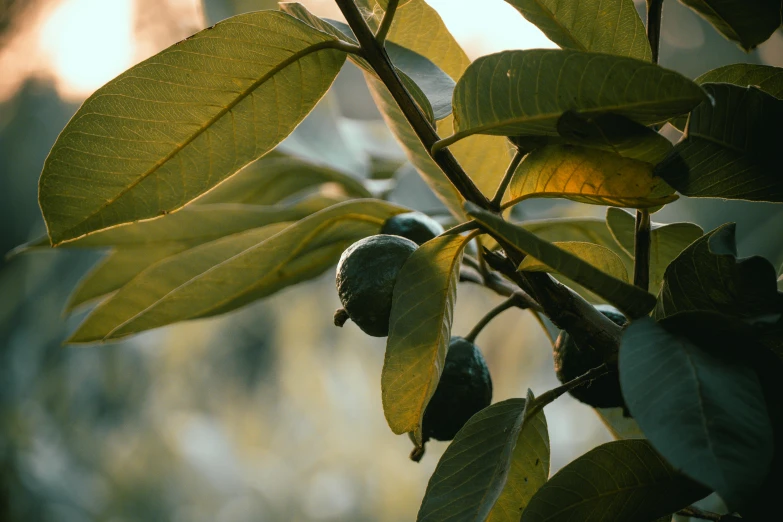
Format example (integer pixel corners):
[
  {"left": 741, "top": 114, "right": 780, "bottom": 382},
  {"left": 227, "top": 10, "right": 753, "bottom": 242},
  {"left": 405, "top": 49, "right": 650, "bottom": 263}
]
[
  {"left": 518, "top": 241, "right": 629, "bottom": 282},
  {"left": 382, "top": 233, "right": 471, "bottom": 442},
  {"left": 39, "top": 11, "right": 348, "bottom": 245},
  {"left": 505, "top": 145, "right": 677, "bottom": 209}
]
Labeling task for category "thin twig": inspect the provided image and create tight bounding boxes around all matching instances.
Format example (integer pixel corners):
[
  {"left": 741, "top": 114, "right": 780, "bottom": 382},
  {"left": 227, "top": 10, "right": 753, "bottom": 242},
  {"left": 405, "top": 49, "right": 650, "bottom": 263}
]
[
  {"left": 333, "top": 0, "right": 491, "bottom": 209},
  {"left": 375, "top": 0, "right": 398, "bottom": 43},
  {"left": 490, "top": 148, "right": 525, "bottom": 210},
  {"left": 633, "top": 209, "right": 651, "bottom": 291},
  {"left": 465, "top": 295, "right": 521, "bottom": 343},
  {"left": 646, "top": 0, "right": 664, "bottom": 64},
  {"left": 526, "top": 364, "right": 611, "bottom": 420}
]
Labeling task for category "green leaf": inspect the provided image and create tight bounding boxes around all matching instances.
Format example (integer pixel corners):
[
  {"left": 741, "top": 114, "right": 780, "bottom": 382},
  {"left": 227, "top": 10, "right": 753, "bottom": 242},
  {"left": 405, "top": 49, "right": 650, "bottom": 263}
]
[
  {"left": 359, "top": 0, "right": 511, "bottom": 218},
  {"left": 656, "top": 84, "right": 783, "bottom": 203},
  {"left": 606, "top": 207, "right": 703, "bottom": 294},
  {"left": 505, "top": 145, "right": 677, "bottom": 209},
  {"left": 417, "top": 396, "right": 550, "bottom": 522},
  {"left": 518, "top": 241, "right": 629, "bottom": 282},
  {"left": 382, "top": 233, "right": 471, "bottom": 442},
  {"left": 446, "top": 49, "right": 706, "bottom": 143},
  {"left": 65, "top": 245, "right": 189, "bottom": 312},
  {"left": 39, "top": 11, "right": 348, "bottom": 245},
  {"left": 654, "top": 223, "right": 783, "bottom": 320},
  {"left": 671, "top": 63, "right": 783, "bottom": 130},
  {"left": 466, "top": 203, "right": 656, "bottom": 319},
  {"left": 680, "top": 0, "right": 781, "bottom": 51},
  {"left": 67, "top": 199, "right": 406, "bottom": 343},
  {"left": 619, "top": 316, "right": 774, "bottom": 509},
  {"left": 196, "top": 152, "right": 371, "bottom": 205},
  {"left": 595, "top": 408, "right": 646, "bottom": 440},
  {"left": 521, "top": 439, "right": 707, "bottom": 522},
  {"left": 503, "top": 0, "right": 651, "bottom": 61},
  {"left": 556, "top": 111, "right": 673, "bottom": 164}
]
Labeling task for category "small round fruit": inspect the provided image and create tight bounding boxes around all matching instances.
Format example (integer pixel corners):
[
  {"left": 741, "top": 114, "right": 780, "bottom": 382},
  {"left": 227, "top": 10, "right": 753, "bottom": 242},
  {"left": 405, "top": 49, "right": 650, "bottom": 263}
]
[
  {"left": 380, "top": 212, "right": 444, "bottom": 245},
  {"left": 336, "top": 234, "right": 418, "bottom": 337},
  {"left": 554, "top": 304, "right": 628, "bottom": 409},
  {"left": 422, "top": 337, "right": 493, "bottom": 442}
]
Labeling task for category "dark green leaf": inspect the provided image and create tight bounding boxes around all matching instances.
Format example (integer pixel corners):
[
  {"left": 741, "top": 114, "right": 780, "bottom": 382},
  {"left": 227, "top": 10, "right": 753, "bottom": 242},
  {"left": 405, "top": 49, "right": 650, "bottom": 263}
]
[
  {"left": 417, "top": 396, "right": 549, "bottom": 522},
  {"left": 654, "top": 223, "right": 783, "bottom": 320},
  {"left": 67, "top": 200, "right": 406, "bottom": 343},
  {"left": 383, "top": 233, "right": 471, "bottom": 442},
  {"left": 39, "top": 11, "right": 348, "bottom": 245},
  {"left": 556, "top": 111, "right": 673, "bottom": 164},
  {"left": 505, "top": 145, "right": 677, "bottom": 208},
  {"left": 619, "top": 317, "right": 773, "bottom": 509},
  {"left": 656, "top": 84, "right": 783, "bottom": 202},
  {"left": 606, "top": 207, "right": 703, "bottom": 294},
  {"left": 445, "top": 49, "right": 706, "bottom": 143},
  {"left": 466, "top": 203, "right": 656, "bottom": 319},
  {"left": 521, "top": 439, "right": 708, "bottom": 522},
  {"left": 680, "top": 0, "right": 781, "bottom": 50},
  {"left": 504, "top": 0, "right": 651, "bottom": 60}
]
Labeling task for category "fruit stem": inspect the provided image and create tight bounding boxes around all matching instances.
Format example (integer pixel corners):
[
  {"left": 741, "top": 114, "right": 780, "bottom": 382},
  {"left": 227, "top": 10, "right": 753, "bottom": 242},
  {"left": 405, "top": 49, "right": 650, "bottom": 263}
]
[
  {"left": 526, "top": 364, "right": 611, "bottom": 420},
  {"left": 333, "top": 308, "right": 350, "bottom": 327},
  {"left": 465, "top": 295, "right": 521, "bottom": 343}
]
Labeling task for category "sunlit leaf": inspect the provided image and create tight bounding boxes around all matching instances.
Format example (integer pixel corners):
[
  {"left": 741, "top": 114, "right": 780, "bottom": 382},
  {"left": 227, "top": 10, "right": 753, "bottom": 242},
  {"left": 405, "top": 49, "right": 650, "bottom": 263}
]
[
  {"left": 67, "top": 200, "right": 406, "bottom": 343},
  {"left": 505, "top": 145, "right": 677, "bottom": 209},
  {"left": 556, "top": 111, "right": 673, "bottom": 164},
  {"left": 518, "top": 241, "right": 629, "bottom": 282},
  {"left": 382, "top": 234, "right": 471, "bottom": 442},
  {"left": 656, "top": 84, "right": 783, "bottom": 203},
  {"left": 606, "top": 207, "right": 702, "bottom": 294},
  {"left": 620, "top": 316, "right": 773, "bottom": 509},
  {"left": 671, "top": 63, "right": 783, "bottom": 130},
  {"left": 466, "top": 203, "right": 656, "bottom": 319},
  {"left": 521, "top": 439, "right": 709, "bottom": 522},
  {"left": 654, "top": 223, "right": 783, "bottom": 320},
  {"left": 39, "top": 11, "right": 348, "bottom": 245},
  {"left": 680, "top": 0, "right": 781, "bottom": 51},
  {"left": 504, "top": 0, "right": 651, "bottom": 60},
  {"left": 446, "top": 49, "right": 706, "bottom": 144},
  {"left": 417, "top": 396, "right": 549, "bottom": 522}
]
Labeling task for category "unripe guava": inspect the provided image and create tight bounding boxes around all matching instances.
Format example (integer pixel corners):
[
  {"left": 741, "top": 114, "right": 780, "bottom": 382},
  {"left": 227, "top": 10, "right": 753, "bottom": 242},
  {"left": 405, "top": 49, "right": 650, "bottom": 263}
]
[{"left": 380, "top": 211, "right": 444, "bottom": 245}]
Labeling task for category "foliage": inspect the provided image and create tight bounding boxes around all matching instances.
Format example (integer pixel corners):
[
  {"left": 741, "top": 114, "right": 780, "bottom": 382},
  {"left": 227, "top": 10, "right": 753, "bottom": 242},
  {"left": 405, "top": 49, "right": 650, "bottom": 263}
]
[{"left": 25, "top": 0, "right": 783, "bottom": 520}]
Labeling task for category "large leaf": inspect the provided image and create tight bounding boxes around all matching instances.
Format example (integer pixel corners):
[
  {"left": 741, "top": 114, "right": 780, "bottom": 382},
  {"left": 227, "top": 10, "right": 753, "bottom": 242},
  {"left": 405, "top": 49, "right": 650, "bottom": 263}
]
[
  {"left": 521, "top": 439, "right": 709, "bottom": 522},
  {"left": 382, "top": 233, "right": 471, "bottom": 442},
  {"left": 504, "top": 0, "right": 651, "bottom": 61},
  {"left": 505, "top": 145, "right": 677, "bottom": 208},
  {"left": 466, "top": 203, "right": 656, "bottom": 319},
  {"left": 556, "top": 111, "right": 673, "bottom": 164},
  {"left": 39, "top": 11, "right": 348, "bottom": 245},
  {"left": 67, "top": 200, "right": 406, "bottom": 342},
  {"left": 65, "top": 245, "right": 189, "bottom": 312},
  {"left": 417, "top": 397, "right": 550, "bottom": 522},
  {"left": 518, "top": 241, "right": 629, "bottom": 282},
  {"left": 619, "top": 317, "right": 774, "bottom": 509},
  {"left": 654, "top": 223, "right": 783, "bottom": 320},
  {"left": 445, "top": 49, "right": 706, "bottom": 143},
  {"left": 359, "top": 0, "right": 511, "bottom": 218},
  {"left": 671, "top": 63, "right": 783, "bottom": 130},
  {"left": 656, "top": 84, "right": 783, "bottom": 203},
  {"left": 680, "top": 0, "right": 781, "bottom": 51},
  {"left": 196, "top": 152, "right": 371, "bottom": 205},
  {"left": 606, "top": 207, "right": 703, "bottom": 294}
]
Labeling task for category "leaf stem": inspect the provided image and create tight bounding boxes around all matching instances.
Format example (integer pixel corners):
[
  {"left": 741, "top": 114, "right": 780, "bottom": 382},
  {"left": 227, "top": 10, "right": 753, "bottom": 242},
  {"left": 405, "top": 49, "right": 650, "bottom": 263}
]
[
  {"left": 375, "top": 0, "right": 398, "bottom": 43},
  {"left": 465, "top": 295, "right": 520, "bottom": 343},
  {"left": 490, "top": 148, "right": 525, "bottom": 210},
  {"left": 633, "top": 209, "right": 651, "bottom": 291},
  {"left": 526, "top": 364, "right": 611, "bottom": 420},
  {"left": 333, "top": 0, "right": 491, "bottom": 209}
]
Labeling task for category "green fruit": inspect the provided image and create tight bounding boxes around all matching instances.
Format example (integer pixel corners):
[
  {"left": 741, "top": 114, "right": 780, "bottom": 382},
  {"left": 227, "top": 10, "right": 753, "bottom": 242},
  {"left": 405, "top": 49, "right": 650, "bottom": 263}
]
[
  {"left": 336, "top": 234, "right": 418, "bottom": 337},
  {"left": 554, "top": 305, "right": 628, "bottom": 409},
  {"left": 422, "top": 337, "right": 493, "bottom": 442},
  {"left": 380, "top": 211, "right": 444, "bottom": 245}
]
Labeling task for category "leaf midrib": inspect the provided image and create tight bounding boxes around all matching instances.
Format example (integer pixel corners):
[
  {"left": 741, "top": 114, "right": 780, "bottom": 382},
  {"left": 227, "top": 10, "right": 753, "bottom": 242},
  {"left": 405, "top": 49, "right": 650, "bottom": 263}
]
[{"left": 52, "top": 39, "right": 346, "bottom": 245}]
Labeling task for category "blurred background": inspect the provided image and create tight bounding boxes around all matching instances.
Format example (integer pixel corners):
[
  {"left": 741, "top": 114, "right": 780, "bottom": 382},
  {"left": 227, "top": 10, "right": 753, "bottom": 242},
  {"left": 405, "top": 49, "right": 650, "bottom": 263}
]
[{"left": 1, "top": 0, "right": 781, "bottom": 520}]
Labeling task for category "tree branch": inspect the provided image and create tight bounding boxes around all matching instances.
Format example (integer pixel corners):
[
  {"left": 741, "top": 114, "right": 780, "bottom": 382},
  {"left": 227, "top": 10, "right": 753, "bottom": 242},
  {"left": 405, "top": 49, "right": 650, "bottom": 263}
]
[
  {"left": 375, "top": 0, "right": 398, "bottom": 43},
  {"left": 334, "top": 0, "right": 491, "bottom": 209}
]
